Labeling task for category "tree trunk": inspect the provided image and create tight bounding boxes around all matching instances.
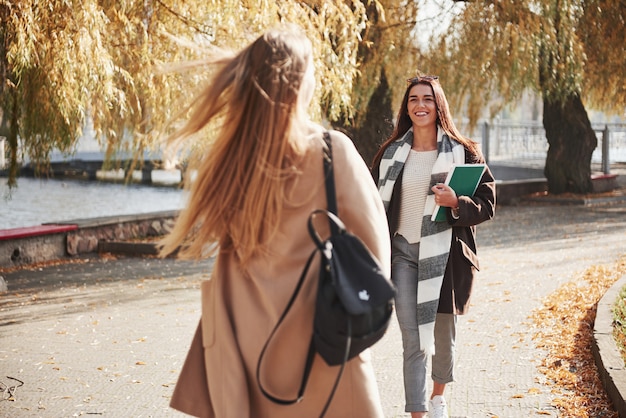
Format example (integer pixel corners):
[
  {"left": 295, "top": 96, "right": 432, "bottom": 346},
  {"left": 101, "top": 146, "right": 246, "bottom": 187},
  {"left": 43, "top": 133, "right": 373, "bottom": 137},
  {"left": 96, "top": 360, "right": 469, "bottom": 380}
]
[
  {"left": 350, "top": 69, "right": 394, "bottom": 167},
  {"left": 6, "top": 87, "right": 20, "bottom": 188},
  {"left": 542, "top": 93, "right": 596, "bottom": 194}
]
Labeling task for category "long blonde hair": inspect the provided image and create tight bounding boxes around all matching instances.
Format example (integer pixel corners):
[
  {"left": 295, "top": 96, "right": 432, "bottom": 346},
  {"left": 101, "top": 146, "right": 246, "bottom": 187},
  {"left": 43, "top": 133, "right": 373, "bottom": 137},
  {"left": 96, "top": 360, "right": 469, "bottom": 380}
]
[{"left": 159, "top": 27, "right": 313, "bottom": 265}]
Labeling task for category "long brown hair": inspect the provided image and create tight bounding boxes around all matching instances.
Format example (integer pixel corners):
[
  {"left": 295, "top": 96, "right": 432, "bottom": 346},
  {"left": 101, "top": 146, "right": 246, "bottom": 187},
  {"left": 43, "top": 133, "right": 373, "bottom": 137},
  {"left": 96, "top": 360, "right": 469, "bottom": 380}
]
[
  {"left": 372, "top": 76, "right": 480, "bottom": 169},
  {"left": 159, "top": 26, "right": 313, "bottom": 264}
]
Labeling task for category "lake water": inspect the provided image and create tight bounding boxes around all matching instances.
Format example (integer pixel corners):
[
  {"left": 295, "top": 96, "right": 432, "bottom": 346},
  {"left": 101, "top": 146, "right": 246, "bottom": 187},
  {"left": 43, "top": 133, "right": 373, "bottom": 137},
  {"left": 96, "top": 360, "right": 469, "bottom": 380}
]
[{"left": 1, "top": 177, "right": 186, "bottom": 230}]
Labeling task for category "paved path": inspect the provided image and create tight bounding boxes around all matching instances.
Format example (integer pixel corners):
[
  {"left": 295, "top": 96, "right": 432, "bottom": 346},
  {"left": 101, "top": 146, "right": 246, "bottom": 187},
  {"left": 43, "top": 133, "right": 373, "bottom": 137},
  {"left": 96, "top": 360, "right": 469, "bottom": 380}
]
[
  {"left": 1, "top": 200, "right": 626, "bottom": 417},
  {"left": 377, "top": 199, "right": 626, "bottom": 417}
]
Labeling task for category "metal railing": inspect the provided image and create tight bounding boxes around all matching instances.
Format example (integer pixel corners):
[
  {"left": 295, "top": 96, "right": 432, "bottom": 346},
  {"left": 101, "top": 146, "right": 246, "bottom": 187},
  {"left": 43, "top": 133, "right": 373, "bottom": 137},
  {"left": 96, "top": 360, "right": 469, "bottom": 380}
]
[
  {"left": 2, "top": 122, "right": 626, "bottom": 173},
  {"left": 475, "top": 121, "right": 626, "bottom": 174}
]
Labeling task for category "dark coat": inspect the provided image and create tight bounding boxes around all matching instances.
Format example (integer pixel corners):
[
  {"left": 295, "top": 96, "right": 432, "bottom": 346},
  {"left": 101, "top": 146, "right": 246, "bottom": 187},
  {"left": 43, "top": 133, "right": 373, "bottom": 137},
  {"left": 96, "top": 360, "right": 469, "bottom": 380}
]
[{"left": 372, "top": 150, "right": 496, "bottom": 315}]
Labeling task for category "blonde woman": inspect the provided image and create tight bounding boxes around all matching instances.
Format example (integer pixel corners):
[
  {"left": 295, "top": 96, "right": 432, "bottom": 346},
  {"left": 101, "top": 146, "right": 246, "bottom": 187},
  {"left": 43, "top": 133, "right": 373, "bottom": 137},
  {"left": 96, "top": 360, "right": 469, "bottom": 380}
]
[{"left": 159, "top": 26, "right": 390, "bottom": 417}]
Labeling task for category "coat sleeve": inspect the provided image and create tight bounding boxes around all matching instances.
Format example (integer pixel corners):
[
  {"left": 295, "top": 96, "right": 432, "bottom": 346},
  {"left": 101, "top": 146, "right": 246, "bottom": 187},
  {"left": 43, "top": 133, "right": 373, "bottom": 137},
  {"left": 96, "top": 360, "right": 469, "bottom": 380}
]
[{"left": 328, "top": 130, "right": 391, "bottom": 278}]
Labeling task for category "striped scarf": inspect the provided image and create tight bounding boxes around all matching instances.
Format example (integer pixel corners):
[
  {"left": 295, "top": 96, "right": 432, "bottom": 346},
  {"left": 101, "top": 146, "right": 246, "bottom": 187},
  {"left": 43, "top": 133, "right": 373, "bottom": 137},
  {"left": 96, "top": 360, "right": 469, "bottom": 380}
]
[{"left": 377, "top": 128, "right": 465, "bottom": 355}]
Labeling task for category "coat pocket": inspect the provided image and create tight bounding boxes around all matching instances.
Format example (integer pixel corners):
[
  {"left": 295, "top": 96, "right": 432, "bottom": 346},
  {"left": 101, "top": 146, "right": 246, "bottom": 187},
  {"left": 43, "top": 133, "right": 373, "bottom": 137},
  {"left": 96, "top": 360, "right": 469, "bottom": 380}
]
[{"left": 201, "top": 279, "right": 216, "bottom": 347}]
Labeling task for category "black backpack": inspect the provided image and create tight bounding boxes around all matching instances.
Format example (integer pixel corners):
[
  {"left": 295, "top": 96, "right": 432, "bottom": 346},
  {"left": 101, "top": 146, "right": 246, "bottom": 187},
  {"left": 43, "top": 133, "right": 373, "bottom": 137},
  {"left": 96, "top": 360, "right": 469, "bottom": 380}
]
[{"left": 257, "top": 132, "right": 396, "bottom": 416}]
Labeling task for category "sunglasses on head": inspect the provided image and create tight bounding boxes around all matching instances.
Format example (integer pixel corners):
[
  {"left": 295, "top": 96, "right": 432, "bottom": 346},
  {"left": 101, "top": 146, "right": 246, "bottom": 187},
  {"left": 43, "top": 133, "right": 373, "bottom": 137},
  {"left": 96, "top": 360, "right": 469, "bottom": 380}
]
[{"left": 406, "top": 75, "right": 439, "bottom": 86}]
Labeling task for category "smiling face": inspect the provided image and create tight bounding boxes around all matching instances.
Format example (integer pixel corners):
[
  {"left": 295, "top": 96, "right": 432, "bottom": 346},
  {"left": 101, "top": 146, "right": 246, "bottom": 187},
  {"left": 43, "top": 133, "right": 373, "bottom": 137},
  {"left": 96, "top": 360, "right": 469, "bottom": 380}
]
[{"left": 407, "top": 83, "right": 438, "bottom": 129}]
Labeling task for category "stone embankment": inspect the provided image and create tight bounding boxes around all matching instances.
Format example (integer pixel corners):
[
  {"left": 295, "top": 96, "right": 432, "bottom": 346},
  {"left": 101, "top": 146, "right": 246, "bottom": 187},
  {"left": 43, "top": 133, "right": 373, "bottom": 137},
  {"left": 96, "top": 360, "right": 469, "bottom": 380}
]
[{"left": 0, "top": 211, "right": 177, "bottom": 268}]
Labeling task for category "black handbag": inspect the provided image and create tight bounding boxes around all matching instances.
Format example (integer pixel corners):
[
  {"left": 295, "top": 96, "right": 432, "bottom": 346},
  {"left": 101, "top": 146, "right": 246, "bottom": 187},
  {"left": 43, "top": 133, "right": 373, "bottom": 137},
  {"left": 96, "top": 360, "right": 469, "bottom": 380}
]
[{"left": 257, "top": 132, "right": 395, "bottom": 416}]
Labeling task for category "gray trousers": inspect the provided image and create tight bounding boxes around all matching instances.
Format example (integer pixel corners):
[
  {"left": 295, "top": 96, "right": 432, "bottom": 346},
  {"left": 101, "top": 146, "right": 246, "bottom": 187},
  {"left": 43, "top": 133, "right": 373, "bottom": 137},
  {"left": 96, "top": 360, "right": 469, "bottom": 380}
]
[{"left": 392, "top": 234, "right": 456, "bottom": 413}]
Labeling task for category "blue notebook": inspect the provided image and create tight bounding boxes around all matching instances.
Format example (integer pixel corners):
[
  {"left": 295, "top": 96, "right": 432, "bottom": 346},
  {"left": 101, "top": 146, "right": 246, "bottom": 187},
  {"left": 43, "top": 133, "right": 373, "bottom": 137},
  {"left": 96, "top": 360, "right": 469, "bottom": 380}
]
[{"left": 431, "top": 164, "right": 486, "bottom": 222}]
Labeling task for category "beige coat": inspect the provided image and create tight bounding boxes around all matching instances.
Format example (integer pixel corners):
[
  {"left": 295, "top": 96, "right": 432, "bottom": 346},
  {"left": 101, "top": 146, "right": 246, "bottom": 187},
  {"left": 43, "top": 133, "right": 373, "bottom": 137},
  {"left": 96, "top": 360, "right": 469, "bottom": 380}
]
[{"left": 169, "top": 131, "right": 392, "bottom": 418}]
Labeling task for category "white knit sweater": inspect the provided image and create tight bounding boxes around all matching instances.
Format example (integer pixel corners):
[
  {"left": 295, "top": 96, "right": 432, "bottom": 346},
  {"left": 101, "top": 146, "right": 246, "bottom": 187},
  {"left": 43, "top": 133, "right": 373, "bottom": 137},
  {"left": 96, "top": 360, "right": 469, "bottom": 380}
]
[{"left": 397, "top": 149, "right": 438, "bottom": 243}]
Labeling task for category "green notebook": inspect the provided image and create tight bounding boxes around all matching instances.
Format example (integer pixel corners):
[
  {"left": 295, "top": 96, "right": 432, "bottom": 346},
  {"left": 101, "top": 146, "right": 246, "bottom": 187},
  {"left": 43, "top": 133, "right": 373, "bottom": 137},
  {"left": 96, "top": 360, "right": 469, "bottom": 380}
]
[{"left": 431, "top": 163, "right": 486, "bottom": 222}]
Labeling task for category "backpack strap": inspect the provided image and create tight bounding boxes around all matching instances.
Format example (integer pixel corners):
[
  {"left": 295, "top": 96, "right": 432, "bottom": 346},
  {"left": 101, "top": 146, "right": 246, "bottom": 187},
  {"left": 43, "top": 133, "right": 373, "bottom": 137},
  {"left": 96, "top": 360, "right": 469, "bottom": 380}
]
[
  {"left": 318, "top": 132, "right": 348, "bottom": 416},
  {"left": 256, "top": 131, "right": 346, "bottom": 417},
  {"left": 256, "top": 249, "right": 317, "bottom": 404},
  {"left": 322, "top": 131, "right": 339, "bottom": 236}
]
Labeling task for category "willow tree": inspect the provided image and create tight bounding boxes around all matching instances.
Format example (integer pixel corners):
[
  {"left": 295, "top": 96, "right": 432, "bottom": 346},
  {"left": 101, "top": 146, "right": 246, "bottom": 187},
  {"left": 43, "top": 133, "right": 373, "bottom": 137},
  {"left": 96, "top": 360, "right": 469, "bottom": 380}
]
[
  {"left": 418, "top": 0, "right": 626, "bottom": 194},
  {"left": 333, "top": 0, "right": 420, "bottom": 164},
  {"left": 1, "top": 0, "right": 368, "bottom": 188},
  {"left": 327, "top": 0, "right": 474, "bottom": 166}
]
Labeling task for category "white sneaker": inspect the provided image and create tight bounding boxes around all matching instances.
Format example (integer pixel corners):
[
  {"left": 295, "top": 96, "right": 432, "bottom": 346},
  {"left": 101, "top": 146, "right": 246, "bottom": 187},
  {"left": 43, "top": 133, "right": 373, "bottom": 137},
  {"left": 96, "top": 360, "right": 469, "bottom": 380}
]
[{"left": 428, "top": 395, "right": 448, "bottom": 418}]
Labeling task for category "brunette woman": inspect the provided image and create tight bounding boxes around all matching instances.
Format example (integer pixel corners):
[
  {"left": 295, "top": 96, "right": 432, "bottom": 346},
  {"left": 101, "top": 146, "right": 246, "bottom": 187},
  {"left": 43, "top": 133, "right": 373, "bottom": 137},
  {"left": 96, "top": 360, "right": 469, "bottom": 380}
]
[{"left": 372, "top": 75, "right": 496, "bottom": 418}]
